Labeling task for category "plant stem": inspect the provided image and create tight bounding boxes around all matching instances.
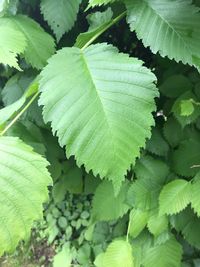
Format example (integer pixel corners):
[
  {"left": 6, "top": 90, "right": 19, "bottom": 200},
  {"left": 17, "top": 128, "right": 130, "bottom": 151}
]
[
  {"left": 81, "top": 11, "right": 127, "bottom": 50},
  {"left": 126, "top": 218, "right": 131, "bottom": 243},
  {"left": 0, "top": 92, "right": 39, "bottom": 136}
]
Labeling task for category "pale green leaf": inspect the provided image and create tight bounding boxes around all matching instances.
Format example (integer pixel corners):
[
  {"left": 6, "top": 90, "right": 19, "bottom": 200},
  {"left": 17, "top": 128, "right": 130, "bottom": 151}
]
[
  {"left": 39, "top": 43, "right": 158, "bottom": 189},
  {"left": 147, "top": 212, "right": 168, "bottom": 237},
  {"left": 41, "top": 0, "right": 81, "bottom": 42},
  {"left": 0, "top": 15, "right": 55, "bottom": 69},
  {"left": 53, "top": 244, "right": 72, "bottom": 267},
  {"left": 88, "top": 0, "right": 115, "bottom": 7},
  {"left": 87, "top": 7, "right": 113, "bottom": 31},
  {"left": 159, "top": 179, "right": 191, "bottom": 215},
  {"left": 180, "top": 100, "right": 195, "bottom": 116},
  {"left": 143, "top": 238, "right": 182, "bottom": 267},
  {"left": 102, "top": 240, "right": 134, "bottom": 267},
  {"left": 126, "top": 0, "right": 200, "bottom": 68},
  {"left": 129, "top": 208, "right": 149, "bottom": 238},
  {"left": 127, "top": 156, "right": 169, "bottom": 210},
  {"left": 91, "top": 180, "right": 130, "bottom": 222},
  {"left": 0, "top": 25, "right": 26, "bottom": 70},
  {"left": 0, "top": 137, "right": 52, "bottom": 255}
]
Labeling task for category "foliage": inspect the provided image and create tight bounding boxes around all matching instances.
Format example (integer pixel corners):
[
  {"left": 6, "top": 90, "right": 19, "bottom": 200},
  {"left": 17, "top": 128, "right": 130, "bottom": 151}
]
[{"left": 1, "top": 0, "right": 200, "bottom": 266}]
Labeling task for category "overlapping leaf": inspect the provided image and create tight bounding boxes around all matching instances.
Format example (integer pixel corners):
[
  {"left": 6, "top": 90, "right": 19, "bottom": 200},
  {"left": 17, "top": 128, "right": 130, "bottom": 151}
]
[
  {"left": 0, "top": 137, "right": 52, "bottom": 255},
  {"left": 41, "top": 0, "right": 81, "bottom": 42},
  {"left": 126, "top": 0, "right": 200, "bottom": 69},
  {"left": 0, "top": 15, "right": 55, "bottom": 69}
]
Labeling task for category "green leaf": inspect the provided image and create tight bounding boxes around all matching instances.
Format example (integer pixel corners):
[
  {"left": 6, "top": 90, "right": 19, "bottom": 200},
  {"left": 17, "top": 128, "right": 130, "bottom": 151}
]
[
  {"left": 91, "top": 180, "right": 130, "bottom": 222},
  {"left": 146, "top": 127, "right": 169, "bottom": 157},
  {"left": 143, "top": 238, "right": 183, "bottom": 267},
  {"left": 0, "top": 80, "right": 38, "bottom": 127},
  {"left": 180, "top": 100, "right": 195, "bottom": 116},
  {"left": 39, "top": 43, "right": 158, "bottom": 189},
  {"left": 147, "top": 212, "right": 168, "bottom": 237},
  {"left": 129, "top": 208, "right": 149, "bottom": 238},
  {"left": 0, "top": 25, "right": 26, "bottom": 70},
  {"left": 163, "top": 117, "right": 183, "bottom": 148},
  {"left": 0, "top": 15, "right": 55, "bottom": 69},
  {"left": 0, "top": 136, "right": 52, "bottom": 255},
  {"left": 127, "top": 156, "right": 169, "bottom": 210},
  {"left": 126, "top": 0, "right": 200, "bottom": 68},
  {"left": 87, "top": 7, "right": 113, "bottom": 31},
  {"left": 41, "top": 0, "right": 81, "bottom": 42},
  {"left": 172, "top": 140, "right": 200, "bottom": 177},
  {"left": 171, "top": 208, "right": 200, "bottom": 249},
  {"left": 88, "top": 0, "right": 115, "bottom": 7},
  {"left": 159, "top": 75, "right": 192, "bottom": 99},
  {"left": 159, "top": 179, "right": 191, "bottom": 215},
  {"left": 191, "top": 172, "right": 200, "bottom": 216},
  {"left": 53, "top": 243, "right": 72, "bottom": 267},
  {"left": 101, "top": 240, "right": 134, "bottom": 267}
]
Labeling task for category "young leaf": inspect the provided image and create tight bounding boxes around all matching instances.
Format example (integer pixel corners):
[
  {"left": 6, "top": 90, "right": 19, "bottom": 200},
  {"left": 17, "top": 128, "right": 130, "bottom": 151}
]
[
  {"left": 41, "top": 0, "right": 81, "bottom": 42},
  {"left": 180, "top": 100, "right": 194, "bottom": 116},
  {"left": 91, "top": 180, "right": 130, "bottom": 222},
  {"left": 0, "top": 137, "right": 52, "bottom": 255},
  {"left": 39, "top": 43, "right": 158, "bottom": 189},
  {"left": 0, "top": 25, "right": 26, "bottom": 70},
  {"left": 159, "top": 179, "right": 191, "bottom": 215},
  {"left": 143, "top": 238, "right": 183, "bottom": 267},
  {"left": 101, "top": 240, "right": 134, "bottom": 267},
  {"left": 125, "top": 0, "right": 200, "bottom": 69},
  {"left": 129, "top": 208, "right": 149, "bottom": 238},
  {"left": 0, "top": 15, "right": 55, "bottom": 69}
]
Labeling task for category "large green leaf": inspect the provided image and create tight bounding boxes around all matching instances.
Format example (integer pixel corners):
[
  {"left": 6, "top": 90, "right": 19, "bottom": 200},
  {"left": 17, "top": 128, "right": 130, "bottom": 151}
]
[
  {"left": 41, "top": 0, "right": 81, "bottom": 42},
  {"left": 0, "top": 137, "right": 52, "bottom": 255},
  {"left": 0, "top": 25, "right": 26, "bottom": 70},
  {"left": 159, "top": 179, "right": 191, "bottom": 215},
  {"left": 91, "top": 180, "right": 130, "bottom": 222},
  {"left": 191, "top": 172, "right": 200, "bottom": 216},
  {"left": 0, "top": 15, "right": 55, "bottom": 69},
  {"left": 125, "top": 0, "right": 200, "bottom": 69},
  {"left": 99, "top": 240, "right": 134, "bottom": 267},
  {"left": 143, "top": 238, "right": 183, "bottom": 267},
  {"left": 39, "top": 43, "right": 158, "bottom": 188}
]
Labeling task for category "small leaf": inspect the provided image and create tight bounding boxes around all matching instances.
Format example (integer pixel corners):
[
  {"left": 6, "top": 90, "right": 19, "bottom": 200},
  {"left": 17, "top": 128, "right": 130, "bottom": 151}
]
[
  {"left": 180, "top": 100, "right": 194, "bottom": 116},
  {"left": 129, "top": 208, "right": 149, "bottom": 238},
  {"left": 159, "top": 179, "right": 191, "bottom": 215}
]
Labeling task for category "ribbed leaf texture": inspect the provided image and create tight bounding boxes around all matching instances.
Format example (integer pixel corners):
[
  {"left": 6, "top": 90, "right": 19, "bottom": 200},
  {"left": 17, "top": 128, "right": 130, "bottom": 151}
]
[
  {"left": 0, "top": 15, "right": 55, "bottom": 69},
  {"left": 125, "top": 0, "right": 200, "bottom": 69},
  {"left": 91, "top": 181, "right": 130, "bottom": 222},
  {"left": 39, "top": 43, "right": 158, "bottom": 189},
  {"left": 147, "top": 212, "right": 168, "bottom": 237},
  {"left": 0, "top": 25, "right": 26, "bottom": 70},
  {"left": 127, "top": 156, "right": 169, "bottom": 210},
  {"left": 0, "top": 137, "right": 52, "bottom": 255},
  {"left": 101, "top": 240, "right": 134, "bottom": 267},
  {"left": 159, "top": 179, "right": 191, "bottom": 215},
  {"left": 129, "top": 208, "right": 149, "bottom": 238},
  {"left": 88, "top": 0, "right": 115, "bottom": 7},
  {"left": 40, "top": 0, "right": 80, "bottom": 42},
  {"left": 171, "top": 208, "right": 200, "bottom": 249},
  {"left": 143, "top": 238, "right": 183, "bottom": 267},
  {"left": 191, "top": 172, "right": 200, "bottom": 216}
]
